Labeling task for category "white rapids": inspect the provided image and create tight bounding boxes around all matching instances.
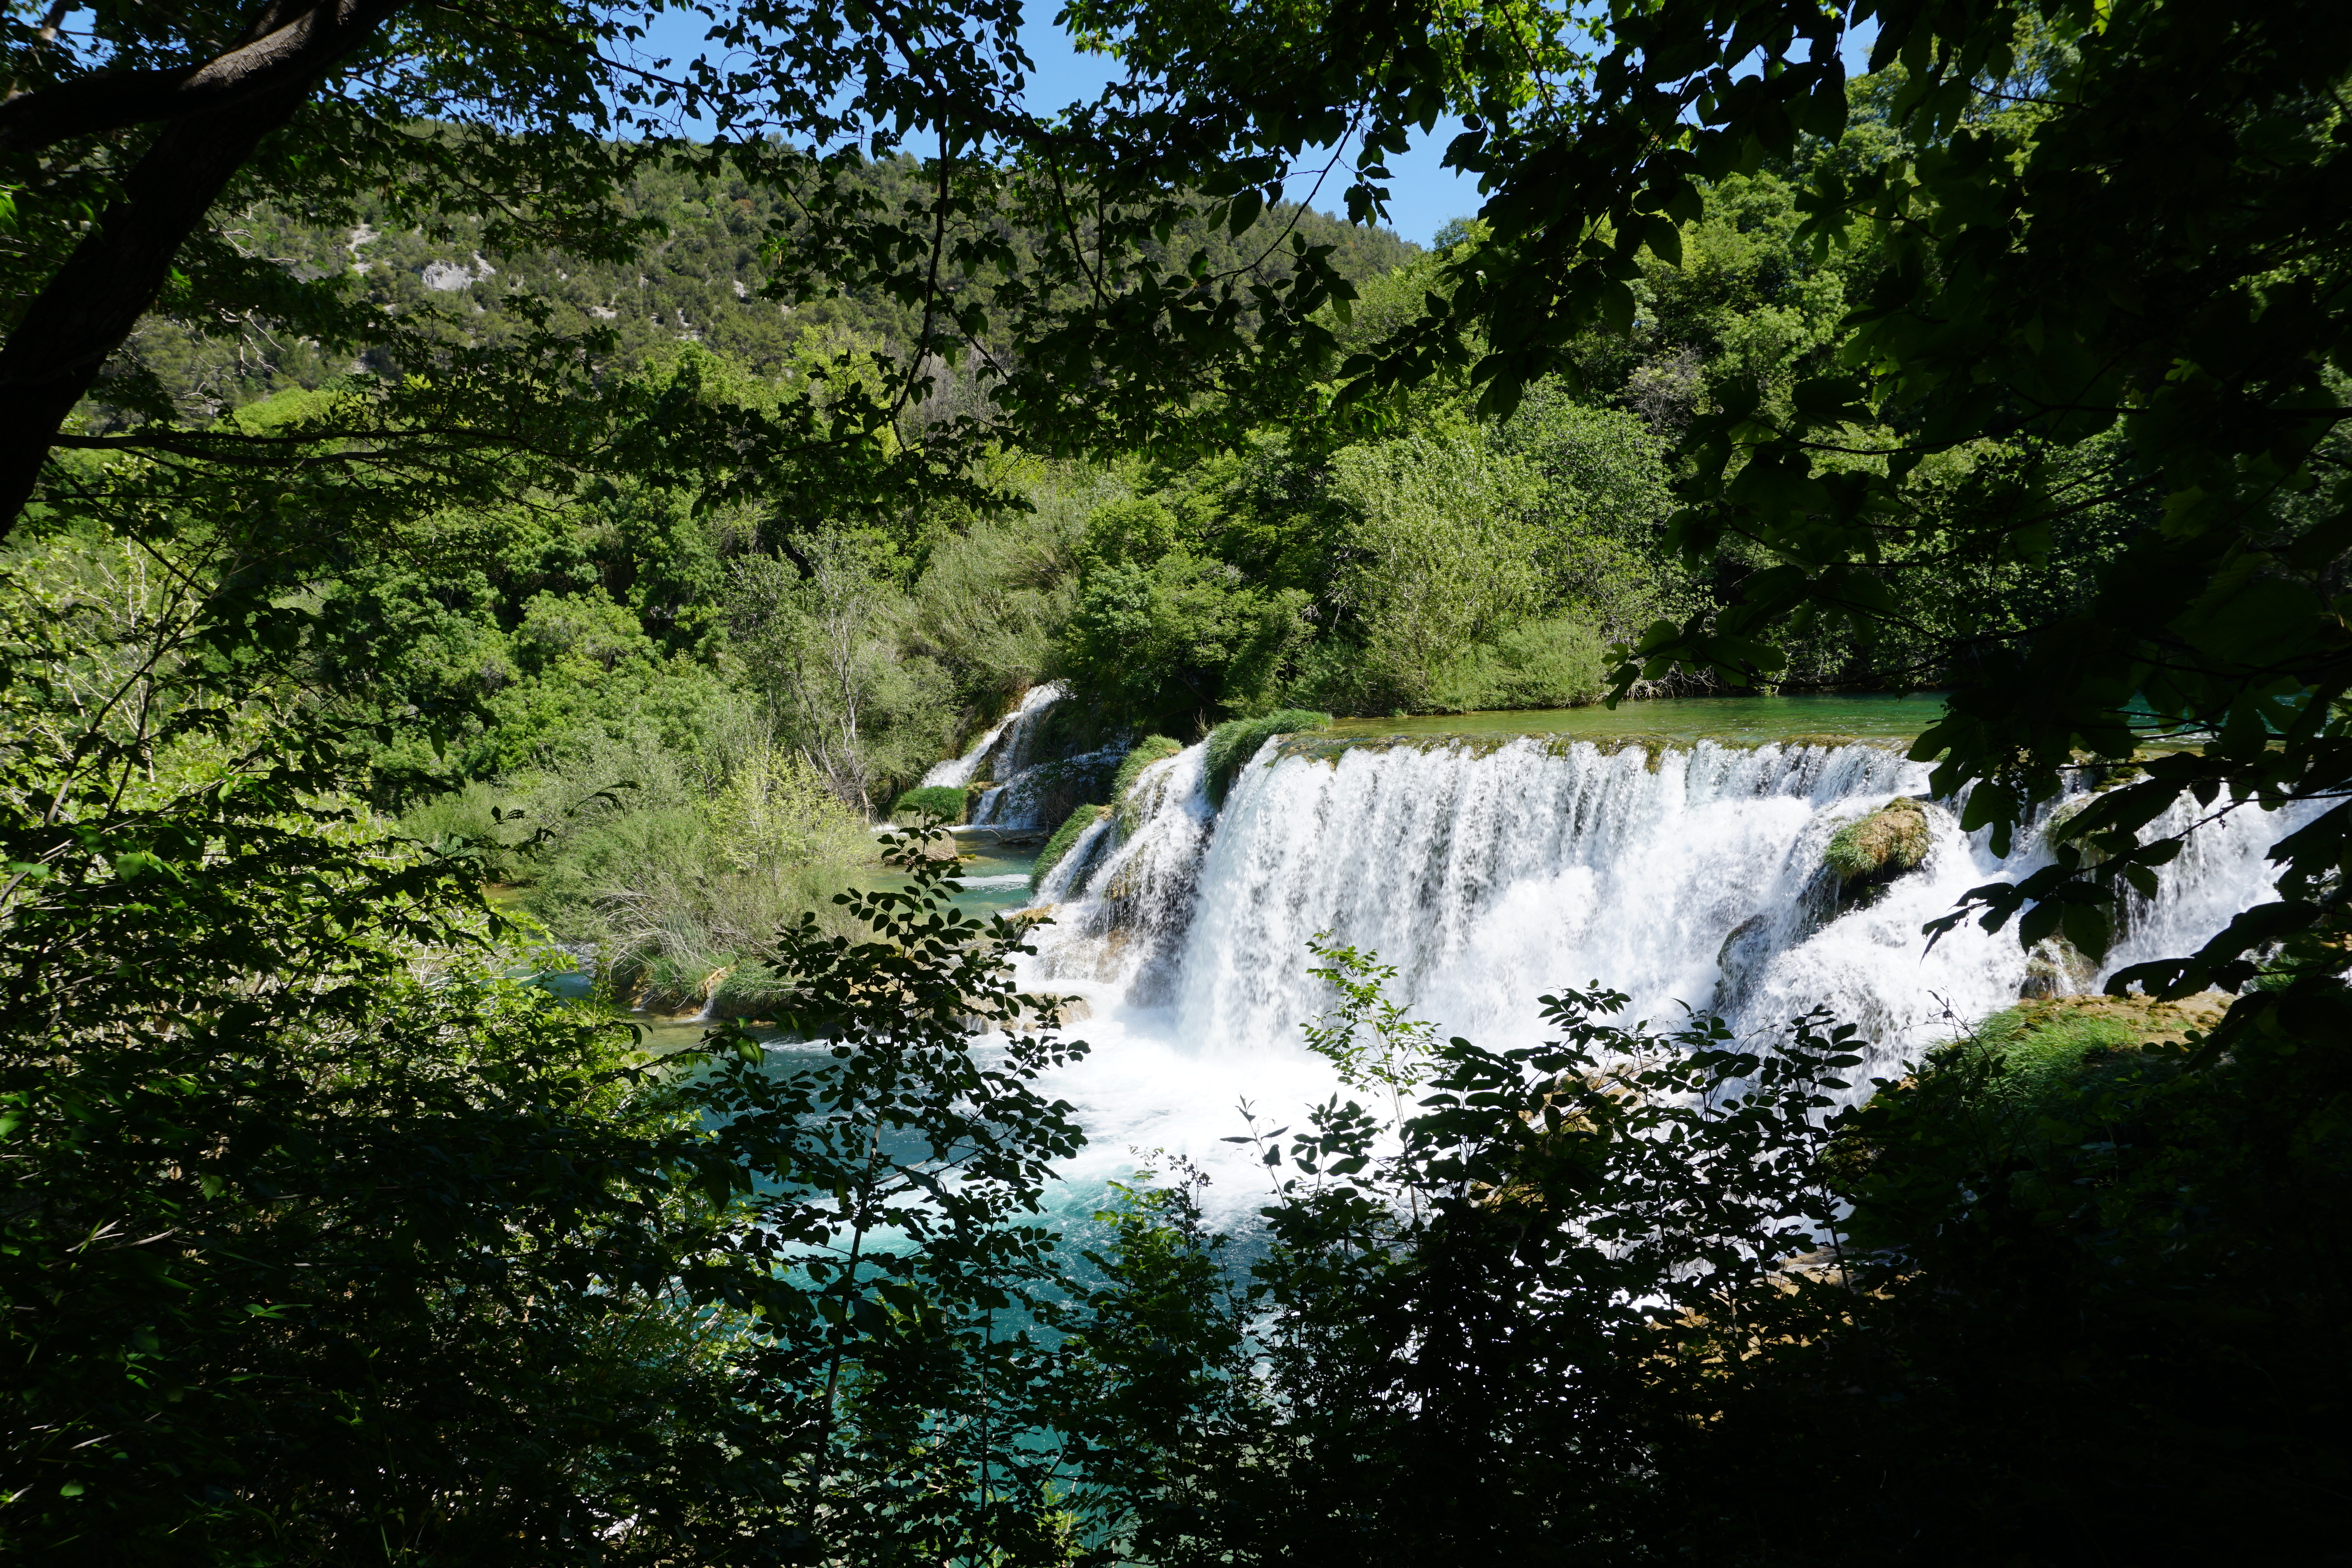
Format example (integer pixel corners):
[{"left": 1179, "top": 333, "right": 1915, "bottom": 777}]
[{"left": 1011, "top": 731, "right": 2298, "bottom": 1213}]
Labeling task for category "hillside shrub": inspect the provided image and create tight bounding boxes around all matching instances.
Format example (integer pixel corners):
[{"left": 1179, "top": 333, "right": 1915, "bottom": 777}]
[
  {"left": 892, "top": 784, "right": 966, "bottom": 824},
  {"left": 527, "top": 744, "right": 873, "bottom": 1009},
  {"left": 1203, "top": 710, "right": 1330, "bottom": 806},
  {"left": 1427, "top": 617, "right": 1610, "bottom": 711}
]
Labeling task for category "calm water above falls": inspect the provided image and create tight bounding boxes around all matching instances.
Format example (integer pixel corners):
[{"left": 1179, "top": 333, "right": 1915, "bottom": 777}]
[
  {"left": 1010, "top": 698, "right": 2298, "bottom": 1218},
  {"left": 1328, "top": 690, "right": 1949, "bottom": 746}
]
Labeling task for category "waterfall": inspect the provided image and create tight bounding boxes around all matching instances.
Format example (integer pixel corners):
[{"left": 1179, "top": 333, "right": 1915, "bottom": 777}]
[
  {"left": 1026, "top": 731, "right": 2300, "bottom": 1087},
  {"left": 921, "top": 681, "right": 1068, "bottom": 790},
  {"left": 918, "top": 683, "right": 1127, "bottom": 832}
]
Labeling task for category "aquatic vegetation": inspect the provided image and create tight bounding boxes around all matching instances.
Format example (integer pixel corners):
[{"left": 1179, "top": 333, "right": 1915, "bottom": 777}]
[{"left": 1823, "top": 798, "right": 1932, "bottom": 884}]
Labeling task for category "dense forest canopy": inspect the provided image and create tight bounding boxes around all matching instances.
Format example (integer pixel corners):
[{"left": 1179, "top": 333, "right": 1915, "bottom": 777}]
[{"left": 2, "top": 0, "right": 2348, "bottom": 1560}]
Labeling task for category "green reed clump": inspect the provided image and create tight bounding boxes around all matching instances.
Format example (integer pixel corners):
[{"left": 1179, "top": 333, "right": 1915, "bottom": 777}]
[
  {"left": 1823, "top": 798, "right": 1930, "bottom": 884},
  {"left": 1204, "top": 710, "right": 1330, "bottom": 807}
]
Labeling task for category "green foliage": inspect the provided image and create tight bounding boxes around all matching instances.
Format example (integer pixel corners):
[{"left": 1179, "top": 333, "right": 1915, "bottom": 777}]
[
  {"left": 1071, "top": 382, "right": 1681, "bottom": 726},
  {"left": 3, "top": 0, "right": 1444, "bottom": 554},
  {"left": 1083, "top": 495, "right": 1183, "bottom": 566},
  {"left": 1322, "top": 432, "right": 1547, "bottom": 712},
  {"left": 0, "top": 512, "right": 1101, "bottom": 1556},
  {"left": 906, "top": 471, "right": 1096, "bottom": 714},
  {"left": 729, "top": 531, "right": 958, "bottom": 815},
  {"left": 1202, "top": 709, "right": 1331, "bottom": 806},
  {"left": 1489, "top": 386, "right": 1694, "bottom": 643},
  {"left": 1426, "top": 616, "right": 1611, "bottom": 713},
  {"left": 893, "top": 784, "right": 967, "bottom": 824},
  {"left": 0, "top": 533, "right": 794, "bottom": 1556},
  {"left": 1050, "top": 955, "right": 2351, "bottom": 1563},
  {"left": 1299, "top": 934, "right": 1441, "bottom": 1189},
  {"left": 521, "top": 737, "right": 876, "bottom": 1014},
  {"left": 1822, "top": 798, "right": 1932, "bottom": 884},
  {"left": 1794, "top": 992, "right": 2352, "bottom": 1560},
  {"left": 700, "top": 834, "right": 1097, "bottom": 1565},
  {"left": 1299, "top": 935, "right": 1440, "bottom": 1095},
  {"left": 1051, "top": 983, "right": 1869, "bottom": 1563},
  {"left": 1060, "top": 541, "right": 1311, "bottom": 736},
  {"left": 1032, "top": 804, "right": 1112, "bottom": 892}
]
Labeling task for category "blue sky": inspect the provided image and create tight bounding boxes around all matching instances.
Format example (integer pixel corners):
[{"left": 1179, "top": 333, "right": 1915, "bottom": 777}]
[{"left": 626, "top": 8, "right": 1879, "bottom": 251}]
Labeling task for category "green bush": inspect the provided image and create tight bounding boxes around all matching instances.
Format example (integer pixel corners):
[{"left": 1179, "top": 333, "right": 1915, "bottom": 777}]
[
  {"left": 1204, "top": 709, "right": 1331, "bottom": 807},
  {"left": 1427, "top": 617, "right": 1611, "bottom": 711},
  {"left": 1058, "top": 551, "right": 1310, "bottom": 733},
  {"left": 891, "top": 784, "right": 967, "bottom": 824},
  {"left": 522, "top": 741, "right": 874, "bottom": 1010},
  {"left": 1032, "top": 803, "right": 1112, "bottom": 892}
]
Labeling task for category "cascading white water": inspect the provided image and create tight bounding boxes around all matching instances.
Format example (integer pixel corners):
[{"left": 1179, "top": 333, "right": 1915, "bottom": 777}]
[
  {"left": 1016, "top": 730, "right": 2301, "bottom": 1211},
  {"left": 917, "top": 683, "right": 1124, "bottom": 831},
  {"left": 921, "top": 681, "right": 1068, "bottom": 790}
]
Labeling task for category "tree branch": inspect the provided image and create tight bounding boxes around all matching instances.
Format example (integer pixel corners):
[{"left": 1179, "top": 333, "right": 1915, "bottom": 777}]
[{"left": 0, "top": 0, "right": 410, "bottom": 156}]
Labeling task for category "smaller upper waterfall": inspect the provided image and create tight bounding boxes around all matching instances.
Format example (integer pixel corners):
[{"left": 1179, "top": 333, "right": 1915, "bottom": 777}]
[
  {"left": 917, "top": 682, "right": 1129, "bottom": 831},
  {"left": 922, "top": 681, "right": 1068, "bottom": 790}
]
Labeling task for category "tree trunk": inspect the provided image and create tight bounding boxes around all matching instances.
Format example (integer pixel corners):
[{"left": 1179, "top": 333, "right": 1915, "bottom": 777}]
[
  {"left": 0, "top": 1, "right": 403, "bottom": 540},
  {"left": 0, "top": 88, "right": 310, "bottom": 533}
]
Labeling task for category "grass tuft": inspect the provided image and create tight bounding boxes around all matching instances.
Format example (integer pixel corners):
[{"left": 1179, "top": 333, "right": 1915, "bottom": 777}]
[
  {"left": 1203, "top": 710, "right": 1331, "bottom": 807},
  {"left": 1823, "top": 798, "right": 1931, "bottom": 884},
  {"left": 891, "top": 784, "right": 966, "bottom": 824}
]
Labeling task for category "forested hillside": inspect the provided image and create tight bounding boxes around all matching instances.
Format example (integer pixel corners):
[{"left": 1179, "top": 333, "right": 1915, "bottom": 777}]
[
  {"left": 102, "top": 155, "right": 1418, "bottom": 426},
  {"left": 194, "top": 97, "right": 2171, "bottom": 1010}
]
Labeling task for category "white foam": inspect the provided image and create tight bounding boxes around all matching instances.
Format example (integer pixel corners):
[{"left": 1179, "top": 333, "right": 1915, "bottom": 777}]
[{"left": 1010, "top": 731, "right": 2305, "bottom": 1216}]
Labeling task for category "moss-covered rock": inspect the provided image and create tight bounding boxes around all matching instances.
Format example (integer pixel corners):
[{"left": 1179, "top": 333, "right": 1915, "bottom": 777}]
[
  {"left": 1827, "top": 991, "right": 2235, "bottom": 1198},
  {"left": 890, "top": 784, "right": 965, "bottom": 824},
  {"left": 2038, "top": 795, "right": 2113, "bottom": 866},
  {"left": 1031, "top": 803, "right": 1112, "bottom": 892},
  {"left": 1967, "top": 992, "right": 2230, "bottom": 1112},
  {"left": 986, "top": 753, "right": 1120, "bottom": 828},
  {"left": 1823, "top": 798, "right": 1932, "bottom": 885},
  {"left": 2020, "top": 935, "right": 2096, "bottom": 998},
  {"left": 1204, "top": 709, "right": 1333, "bottom": 806}
]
